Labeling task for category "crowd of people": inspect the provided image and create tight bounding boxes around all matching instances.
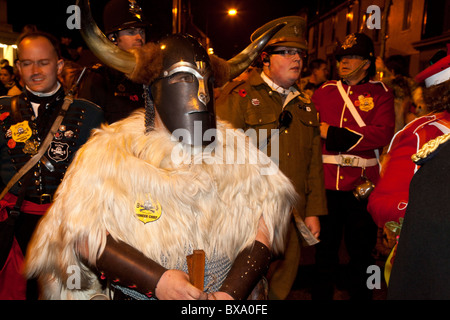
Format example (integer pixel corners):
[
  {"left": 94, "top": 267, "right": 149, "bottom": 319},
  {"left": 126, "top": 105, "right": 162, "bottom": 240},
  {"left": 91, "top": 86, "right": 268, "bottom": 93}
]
[{"left": 0, "top": 0, "right": 449, "bottom": 301}]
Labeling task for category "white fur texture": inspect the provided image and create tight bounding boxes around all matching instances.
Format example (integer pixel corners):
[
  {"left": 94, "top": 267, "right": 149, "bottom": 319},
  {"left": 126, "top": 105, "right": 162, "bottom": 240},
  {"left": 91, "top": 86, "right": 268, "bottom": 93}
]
[{"left": 24, "top": 110, "right": 296, "bottom": 299}]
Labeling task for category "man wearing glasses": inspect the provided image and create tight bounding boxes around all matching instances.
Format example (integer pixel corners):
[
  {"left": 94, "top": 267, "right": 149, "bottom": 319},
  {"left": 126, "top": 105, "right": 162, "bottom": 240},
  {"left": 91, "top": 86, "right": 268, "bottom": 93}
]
[{"left": 216, "top": 16, "right": 327, "bottom": 300}]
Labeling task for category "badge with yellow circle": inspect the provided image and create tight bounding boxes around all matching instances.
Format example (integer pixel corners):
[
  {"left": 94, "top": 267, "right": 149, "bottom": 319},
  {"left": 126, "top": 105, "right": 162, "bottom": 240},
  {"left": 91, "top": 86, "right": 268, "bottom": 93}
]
[
  {"left": 10, "top": 120, "right": 32, "bottom": 143},
  {"left": 134, "top": 194, "right": 162, "bottom": 224},
  {"left": 357, "top": 95, "right": 374, "bottom": 112}
]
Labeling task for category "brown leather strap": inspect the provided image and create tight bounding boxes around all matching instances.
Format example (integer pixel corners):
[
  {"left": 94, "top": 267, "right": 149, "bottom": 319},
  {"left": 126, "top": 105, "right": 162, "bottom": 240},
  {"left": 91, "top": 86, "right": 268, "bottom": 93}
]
[
  {"left": 96, "top": 235, "right": 167, "bottom": 299},
  {"left": 10, "top": 95, "right": 23, "bottom": 122},
  {"left": 219, "top": 240, "right": 272, "bottom": 300}
]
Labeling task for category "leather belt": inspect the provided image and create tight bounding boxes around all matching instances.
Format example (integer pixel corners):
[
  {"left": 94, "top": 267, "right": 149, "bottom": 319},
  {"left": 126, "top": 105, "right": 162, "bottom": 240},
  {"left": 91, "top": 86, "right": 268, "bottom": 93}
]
[
  {"left": 322, "top": 154, "right": 378, "bottom": 168},
  {"left": 25, "top": 194, "right": 53, "bottom": 204}
]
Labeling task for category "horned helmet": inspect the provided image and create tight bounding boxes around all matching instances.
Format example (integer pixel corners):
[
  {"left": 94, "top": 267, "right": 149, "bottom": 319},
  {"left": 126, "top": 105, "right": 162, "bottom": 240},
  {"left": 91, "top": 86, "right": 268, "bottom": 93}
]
[{"left": 77, "top": 0, "right": 285, "bottom": 146}]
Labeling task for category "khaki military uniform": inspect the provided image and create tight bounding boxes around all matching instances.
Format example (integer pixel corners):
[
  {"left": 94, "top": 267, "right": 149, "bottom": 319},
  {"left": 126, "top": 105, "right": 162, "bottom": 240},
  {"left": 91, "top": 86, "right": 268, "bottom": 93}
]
[{"left": 216, "top": 68, "right": 327, "bottom": 299}]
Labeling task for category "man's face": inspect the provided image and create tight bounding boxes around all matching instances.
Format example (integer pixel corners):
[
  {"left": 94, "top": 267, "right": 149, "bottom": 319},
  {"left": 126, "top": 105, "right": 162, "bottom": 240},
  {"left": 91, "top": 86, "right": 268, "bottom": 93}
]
[
  {"left": 338, "top": 55, "right": 369, "bottom": 80},
  {"left": 17, "top": 36, "right": 63, "bottom": 93},
  {"left": 0, "top": 69, "right": 12, "bottom": 85},
  {"left": 314, "top": 63, "right": 329, "bottom": 83},
  {"left": 116, "top": 27, "right": 146, "bottom": 51},
  {"left": 263, "top": 46, "right": 303, "bottom": 89}
]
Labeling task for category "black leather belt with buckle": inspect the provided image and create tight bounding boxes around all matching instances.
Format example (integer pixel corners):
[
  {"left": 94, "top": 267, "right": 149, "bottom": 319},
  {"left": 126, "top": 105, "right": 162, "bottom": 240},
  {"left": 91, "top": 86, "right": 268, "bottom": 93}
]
[{"left": 25, "top": 194, "right": 53, "bottom": 204}]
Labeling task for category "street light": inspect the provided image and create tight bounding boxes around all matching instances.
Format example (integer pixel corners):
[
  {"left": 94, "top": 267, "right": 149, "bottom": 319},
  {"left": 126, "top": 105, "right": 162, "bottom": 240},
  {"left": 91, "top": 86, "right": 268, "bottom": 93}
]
[{"left": 228, "top": 8, "right": 237, "bottom": 16}]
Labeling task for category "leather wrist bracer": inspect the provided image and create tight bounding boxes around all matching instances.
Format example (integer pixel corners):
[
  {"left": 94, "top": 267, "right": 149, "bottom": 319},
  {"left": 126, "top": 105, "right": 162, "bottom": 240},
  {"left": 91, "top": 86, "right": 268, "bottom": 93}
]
[
  {"left": 95, "top": 235, "right": 167, "bottom": 298},
  {"left": 219, "top": 240, "right": 272, "bottom": 300}
]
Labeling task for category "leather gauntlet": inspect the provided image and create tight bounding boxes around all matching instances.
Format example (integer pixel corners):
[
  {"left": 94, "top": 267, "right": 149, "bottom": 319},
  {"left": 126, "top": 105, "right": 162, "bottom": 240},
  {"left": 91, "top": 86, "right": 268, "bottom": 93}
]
[
  {"left": 219, "top": 240, "right": 271, "bottom": 300},
  {"left": 95, "top": 235, "right": 167, "bottom": 298}
]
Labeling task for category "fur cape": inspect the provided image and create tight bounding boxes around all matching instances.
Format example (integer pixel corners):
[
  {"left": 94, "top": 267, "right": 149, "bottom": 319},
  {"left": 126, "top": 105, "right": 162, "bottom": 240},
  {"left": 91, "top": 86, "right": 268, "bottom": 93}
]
[{"left": 24, "top": 110, "right": 297, "bottom": 299}]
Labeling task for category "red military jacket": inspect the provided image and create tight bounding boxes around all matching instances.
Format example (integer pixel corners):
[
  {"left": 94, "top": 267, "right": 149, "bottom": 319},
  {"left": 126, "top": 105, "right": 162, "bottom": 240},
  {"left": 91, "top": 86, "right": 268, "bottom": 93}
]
[
  {"left": 368, "top": 111, "right": 450, "bottom": 228},
  {"left": 312, "top": 80, "right": 395, "bottom": 191}
]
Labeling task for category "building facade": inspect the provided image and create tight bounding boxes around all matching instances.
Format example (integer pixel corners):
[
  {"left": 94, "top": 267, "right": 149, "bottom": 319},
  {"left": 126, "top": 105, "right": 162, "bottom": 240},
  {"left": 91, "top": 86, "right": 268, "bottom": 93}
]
[
  {"left": 306, "top": 0, "right": 450, "bottom": 79},
  {"left": 0, "top": 0, "right": 18, "bottom": 65}
]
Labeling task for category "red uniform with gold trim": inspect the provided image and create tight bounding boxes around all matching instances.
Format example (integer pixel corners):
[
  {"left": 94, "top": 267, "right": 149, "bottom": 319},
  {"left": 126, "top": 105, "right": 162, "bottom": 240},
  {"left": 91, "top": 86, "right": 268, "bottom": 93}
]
[
  {"left": 312, "top": 80, "right": 395, "bottom": 191},
  {"left": 368, "top": 111, "right": 450, "bottom": 228}
]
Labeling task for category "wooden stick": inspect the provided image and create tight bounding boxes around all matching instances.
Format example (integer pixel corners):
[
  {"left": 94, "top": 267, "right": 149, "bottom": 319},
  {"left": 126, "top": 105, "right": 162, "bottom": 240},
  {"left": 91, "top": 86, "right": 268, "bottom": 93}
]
[{"left": 186, "top": 249, "right": 205, "bottom": 290}]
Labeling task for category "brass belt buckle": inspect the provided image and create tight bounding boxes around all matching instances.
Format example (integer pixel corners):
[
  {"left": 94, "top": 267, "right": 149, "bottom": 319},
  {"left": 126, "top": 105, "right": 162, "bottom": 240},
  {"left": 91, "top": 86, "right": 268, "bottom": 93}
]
[
  {"left": 340, "top": 155, "right": 358, "bottom": 167},
  {"left": 39, "top": 194, "right": 52, "bottom": 204}
]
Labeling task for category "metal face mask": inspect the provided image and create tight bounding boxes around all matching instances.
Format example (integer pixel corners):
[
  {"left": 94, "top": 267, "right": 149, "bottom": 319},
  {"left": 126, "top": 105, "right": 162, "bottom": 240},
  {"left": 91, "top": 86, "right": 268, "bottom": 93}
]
[{"left": 151, "top": 34, "right": 216, "bottom": 146}]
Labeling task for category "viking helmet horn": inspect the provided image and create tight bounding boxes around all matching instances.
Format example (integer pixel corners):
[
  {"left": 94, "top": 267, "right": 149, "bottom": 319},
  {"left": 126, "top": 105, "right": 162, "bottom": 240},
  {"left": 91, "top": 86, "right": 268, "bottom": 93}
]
[
  {"left": 77, "top": 0, "right": 137, "bottom": 75},
  {"left": 227, "top": 22, "right": 286, "bottom": 80}
]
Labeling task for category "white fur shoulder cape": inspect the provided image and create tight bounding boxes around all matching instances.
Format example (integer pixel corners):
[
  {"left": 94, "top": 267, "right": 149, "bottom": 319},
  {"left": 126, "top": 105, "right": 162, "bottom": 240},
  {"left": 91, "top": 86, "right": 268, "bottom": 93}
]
[{"left": 24, "top": 110, "right": 297, "bottom": 299}]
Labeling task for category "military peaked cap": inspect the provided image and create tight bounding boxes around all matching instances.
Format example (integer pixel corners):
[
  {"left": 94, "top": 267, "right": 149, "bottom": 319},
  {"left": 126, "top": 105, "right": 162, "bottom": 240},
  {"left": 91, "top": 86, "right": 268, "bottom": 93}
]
[{"left": 250, "top": 16, "right": 307, "bottom": 51}]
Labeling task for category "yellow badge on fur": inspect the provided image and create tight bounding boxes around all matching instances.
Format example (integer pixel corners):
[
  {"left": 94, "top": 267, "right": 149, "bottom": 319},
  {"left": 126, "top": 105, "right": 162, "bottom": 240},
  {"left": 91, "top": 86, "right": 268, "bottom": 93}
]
[
  {"left": 134, "top": 195, "right": 162, "bottom": 224},
  {"left": 11, "top": 120, "right": 32, "bottom": 143}
]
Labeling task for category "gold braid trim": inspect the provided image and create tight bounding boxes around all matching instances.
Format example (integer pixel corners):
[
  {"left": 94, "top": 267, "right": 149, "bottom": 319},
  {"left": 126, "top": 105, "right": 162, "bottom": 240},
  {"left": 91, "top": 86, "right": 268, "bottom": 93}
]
[{"left": 412, "top": 133, "right": 450, "bottom": 163}]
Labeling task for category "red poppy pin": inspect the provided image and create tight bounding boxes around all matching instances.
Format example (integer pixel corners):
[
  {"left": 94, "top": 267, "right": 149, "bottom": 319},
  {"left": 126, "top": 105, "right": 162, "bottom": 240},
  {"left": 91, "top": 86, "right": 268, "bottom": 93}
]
[
  {"left": 0, "top": 112, "right": 10, "bottom": 121},
  {"left": 7, "top": 139, "right": 16, "bottom": 149},
  {"left": 239, "top": 89, "right": 247, "bottom": 97}
]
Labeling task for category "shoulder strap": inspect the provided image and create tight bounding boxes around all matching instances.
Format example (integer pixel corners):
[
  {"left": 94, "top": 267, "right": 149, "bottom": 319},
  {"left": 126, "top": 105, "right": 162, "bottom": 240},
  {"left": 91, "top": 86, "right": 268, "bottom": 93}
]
[
  {"left": 336, "top": 80, "right": 366, "bottom": 128},
  {"left": 430, "top": 114, "right": 450, "bottom": 135},
  {"left": 10, "top": 95, "right": 23, "bottom": 123}
]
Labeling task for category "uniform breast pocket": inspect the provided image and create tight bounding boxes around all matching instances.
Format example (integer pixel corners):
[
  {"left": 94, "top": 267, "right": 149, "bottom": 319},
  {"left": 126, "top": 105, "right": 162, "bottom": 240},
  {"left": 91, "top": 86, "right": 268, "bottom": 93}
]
[
  {"left": 297, "top": 108, "right": 320, "bottom": 128},
  {"left": 243, "top": 107, "right": 277, "bottom": 148},
  {"left": 244, "top": 107, "right": 277, "bottom": 130}
]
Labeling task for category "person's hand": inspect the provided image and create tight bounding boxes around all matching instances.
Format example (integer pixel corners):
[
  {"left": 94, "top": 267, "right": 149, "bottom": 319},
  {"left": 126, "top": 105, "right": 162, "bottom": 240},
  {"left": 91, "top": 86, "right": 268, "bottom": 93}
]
[
  {"left": 305, "top": 216, "right": 320, "bottom": 239},
  {"left": 319, "top": 122, "right": 329, "bottom": 139},
  {"left": 207, "top": 291, "right": 234, "bottom": 300},
  {"left": 155, "top": 269, "right": 208, "bottom": 300}
]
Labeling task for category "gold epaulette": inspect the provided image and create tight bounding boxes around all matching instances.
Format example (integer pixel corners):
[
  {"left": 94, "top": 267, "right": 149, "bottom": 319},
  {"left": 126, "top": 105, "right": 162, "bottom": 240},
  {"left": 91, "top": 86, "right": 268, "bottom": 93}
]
[{"left": 411, "top": 133, "right": 450, "bottom": 163}]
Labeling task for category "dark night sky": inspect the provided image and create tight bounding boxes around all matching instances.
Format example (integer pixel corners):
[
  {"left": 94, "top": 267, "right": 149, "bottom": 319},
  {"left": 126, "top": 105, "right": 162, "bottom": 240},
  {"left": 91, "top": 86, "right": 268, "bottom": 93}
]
[
  {"left": 5, "top": 0, "right": 337, "bottom": 59},
  {"left": 188, "top": 0, "right": 314, "bottom": 58}
]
